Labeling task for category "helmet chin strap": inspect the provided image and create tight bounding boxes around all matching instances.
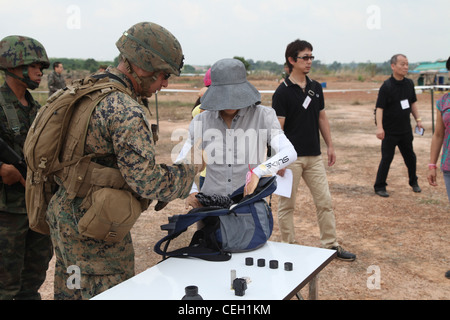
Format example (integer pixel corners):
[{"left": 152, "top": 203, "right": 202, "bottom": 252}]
[
  {"left": 4, "top": 66, "right": 39, "bottom": 90},
  {"left": 123, "top": 58, "right": 158, "bottom": 98}
]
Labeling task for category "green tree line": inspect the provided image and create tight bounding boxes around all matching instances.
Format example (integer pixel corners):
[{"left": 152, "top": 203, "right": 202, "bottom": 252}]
[
  {"left": 48, "top": 57, "right": 118, "bottom": 73},
  {"left": 46, "top": 56, "right": 418, "bottom": 76}
]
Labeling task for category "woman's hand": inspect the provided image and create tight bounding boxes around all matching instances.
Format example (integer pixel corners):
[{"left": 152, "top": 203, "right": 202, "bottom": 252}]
[{"left": 244, "top": 173, "right": 260, "bottom": 196}]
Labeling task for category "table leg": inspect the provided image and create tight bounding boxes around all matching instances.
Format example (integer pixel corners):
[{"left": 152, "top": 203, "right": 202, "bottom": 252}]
[
  {"left": 295, "top": 274, "right": 319, "bottom": 300},
  {"left": 308, "top": 274, "right": 319, "bottom": 300}
]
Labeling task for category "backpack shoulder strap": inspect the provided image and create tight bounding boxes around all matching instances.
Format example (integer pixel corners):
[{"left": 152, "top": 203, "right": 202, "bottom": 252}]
[
  {"left": 154, "top": 208, "right": 232, "bottom": 261},
  {"left": 0, "top": 93, "right": 20, "bottom": 136},
  {"left": 53, "top": 76, "right": 133, "bottom": 197},
  {"left": 25, "top": 75, "right": 132, "bottom": 182},
  {"left": 54, "top": 76, "right": 131, "bottom": 167}
]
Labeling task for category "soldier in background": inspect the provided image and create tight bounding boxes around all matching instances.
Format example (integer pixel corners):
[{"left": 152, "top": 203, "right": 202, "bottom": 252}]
[
  {"left": 44, "top": 22, "right": 199, "bottom": 300},
  {"left": 47, "top": 61, "right": 66, "bottom": 97},
  {"left": 98, "top": 64, "right": 108, "bottom": 72},
  {"left": 0, "top": 35, "right": 53, "bottom": 300}
]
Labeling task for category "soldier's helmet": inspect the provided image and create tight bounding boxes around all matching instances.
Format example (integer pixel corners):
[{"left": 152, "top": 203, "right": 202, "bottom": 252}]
[
  {"left": 116, "top": 22, "right": 184, "bottom": 76},
  {"left": 0, "top": 35, "right": 50, "bottom": 70}
]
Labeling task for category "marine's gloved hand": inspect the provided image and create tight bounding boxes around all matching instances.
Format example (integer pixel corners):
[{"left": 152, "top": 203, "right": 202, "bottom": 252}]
[{"left": 154, "top": 201, "right": 169, "bottom": 211}]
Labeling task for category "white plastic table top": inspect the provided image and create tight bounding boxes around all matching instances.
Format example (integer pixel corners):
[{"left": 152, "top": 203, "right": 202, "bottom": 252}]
[{"left": 92, "top": 241, "right": 336, "bottom": 300}]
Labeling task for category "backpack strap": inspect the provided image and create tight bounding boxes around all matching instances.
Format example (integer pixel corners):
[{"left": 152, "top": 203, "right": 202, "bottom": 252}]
[
  {"left": 0, "top": 93, "right": 20, "bottom": 136},
  {"left": 154, "top": 207, "right": 232, "bottom": 261},
  {"left": 154, "top": 177, "right": 276, "bottom": 262},
  {"left": 55, "top": 77, "right": 133, "bottom": 199}
]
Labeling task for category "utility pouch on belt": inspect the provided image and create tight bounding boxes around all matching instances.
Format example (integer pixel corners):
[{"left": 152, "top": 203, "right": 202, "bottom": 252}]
[
  {"left": 78, "top": 188, "right": 142, "bottom": 243},
  {"left": 26, "top": 176, "right": 55, "bottom": 235}
]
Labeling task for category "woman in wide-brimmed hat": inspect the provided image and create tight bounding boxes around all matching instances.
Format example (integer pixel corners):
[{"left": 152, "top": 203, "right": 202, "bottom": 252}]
[{"left": 176, "top": 58, "right": 297, "bottom": 209}]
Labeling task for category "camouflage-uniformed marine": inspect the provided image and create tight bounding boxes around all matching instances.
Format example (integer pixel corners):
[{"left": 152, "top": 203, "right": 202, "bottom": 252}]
[
  {"left": 45, "top": 22, "right": 197, "bottom": 299},
  {"left": 0, "top": 35, "right": 53, "bottom": 300}
]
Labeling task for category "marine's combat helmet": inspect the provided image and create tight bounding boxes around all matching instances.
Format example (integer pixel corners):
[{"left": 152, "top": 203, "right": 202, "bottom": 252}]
[
  {"left": 0, "top": 35, "right": 50, "bottom": 89},
  {"left": 116, "top": 22, "right": 184, "bottom": 76}
]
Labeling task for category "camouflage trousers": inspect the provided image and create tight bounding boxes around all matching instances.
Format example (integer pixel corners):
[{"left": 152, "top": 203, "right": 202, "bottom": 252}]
[
  {"left": 0, "top": 212, "right": 53, "bottom": 300},
  {"left": 46, "top": 186, "right": 135, "bottom": 300}
]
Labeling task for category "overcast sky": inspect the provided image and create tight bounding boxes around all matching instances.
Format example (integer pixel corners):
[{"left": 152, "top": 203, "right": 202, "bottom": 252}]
[{"left": 1, "top": 0, "right": 449, "bottom": 67}]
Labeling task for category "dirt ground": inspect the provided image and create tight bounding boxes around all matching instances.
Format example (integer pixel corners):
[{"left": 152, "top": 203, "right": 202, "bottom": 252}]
[{"left": 38, "top": 77, "right": 449, "bottom": 300}]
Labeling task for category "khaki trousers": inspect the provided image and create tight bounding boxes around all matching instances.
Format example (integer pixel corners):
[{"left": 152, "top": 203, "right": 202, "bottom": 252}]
[{"left": 277, "top": 156, "right": 338, "bottom": 248}]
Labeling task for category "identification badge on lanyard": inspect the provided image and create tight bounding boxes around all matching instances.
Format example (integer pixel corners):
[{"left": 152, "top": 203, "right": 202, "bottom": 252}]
[
  {"left": 302, "top": 90, "right": 315, "bottom": 109},
  {"left": 401, "top": 99, "right": 410, "bottom": 110},
  {"left": 302, "top": 96, "right": 312, "bottom": 109}
]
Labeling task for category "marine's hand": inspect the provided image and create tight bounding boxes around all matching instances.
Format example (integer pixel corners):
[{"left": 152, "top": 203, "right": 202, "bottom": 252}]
[
  {"left": 154, "top": 201, "right": 169, "bottom": 211},
  {"left": 0, "top": 163, "right": 25, "bottom": 186},
  {"left": 185, "top": 192, "right": 202, "bottom": 209}
]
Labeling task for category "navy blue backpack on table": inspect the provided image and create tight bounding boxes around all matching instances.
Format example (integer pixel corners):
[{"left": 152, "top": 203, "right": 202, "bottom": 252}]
[{"left": 154, "top": 176, "right": 277, "bottom": 261}]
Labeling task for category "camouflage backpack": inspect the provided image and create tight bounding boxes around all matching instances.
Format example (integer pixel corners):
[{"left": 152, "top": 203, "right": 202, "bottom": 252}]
[{"left": 23, "top": 74, "right": 132, "bottom": 235}]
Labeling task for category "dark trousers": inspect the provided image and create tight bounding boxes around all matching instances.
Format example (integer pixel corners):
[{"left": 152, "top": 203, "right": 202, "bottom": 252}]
[
  {"left": 374, "top": 132, "right": 418, "bottom": 191},
  {"left": 0, "top": 212, "right": 53, "bottom": 300}
]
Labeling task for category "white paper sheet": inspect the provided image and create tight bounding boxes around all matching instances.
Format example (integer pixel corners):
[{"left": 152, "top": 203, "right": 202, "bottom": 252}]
[{"left": 274, "top": 169, "right": 293, "bottom": 198}]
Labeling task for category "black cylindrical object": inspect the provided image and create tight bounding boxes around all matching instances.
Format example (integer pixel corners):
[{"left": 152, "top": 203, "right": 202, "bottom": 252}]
[
  {"left": 257, "top": 258, "right": 265, "bottom": 267},
  {"left": 182, "top": 285, "right": 203, "bottom": 300},
  {"left": 245, "top": 257, "right": 254, "bottom": 266},
  {"left": 269, "top": 260, "right": 278, "bottom": 269},
  {"left": 284, "top": 262, "right": 293, "bottom": 271}
]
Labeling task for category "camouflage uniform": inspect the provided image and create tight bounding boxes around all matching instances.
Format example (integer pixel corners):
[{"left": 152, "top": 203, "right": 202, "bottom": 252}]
[
  {"left": 46, "top": 67, "right": 196, "bottom": 299},
  {"left": 0, "top": 35, "right": 53, "bottom": 299},
  {"left": 47, "top": 70, "right": 65, "bottom": 97}
]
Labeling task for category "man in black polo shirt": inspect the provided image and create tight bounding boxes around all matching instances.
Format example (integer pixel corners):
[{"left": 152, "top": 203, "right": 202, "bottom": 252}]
[
  {"left": 374, "top": 54, "right": 423, "bottom": 197},
  {"left": 272, "top": 39, "right": 355, "bottom": 261}
]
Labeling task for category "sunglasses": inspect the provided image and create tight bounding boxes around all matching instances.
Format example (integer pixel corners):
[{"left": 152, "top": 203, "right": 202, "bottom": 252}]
[
  {"left": 163, "top": 72, "right": 171, "bottom": 80},
  {"left": 297, "top": 55, "right": 315, "bottom": 61}
]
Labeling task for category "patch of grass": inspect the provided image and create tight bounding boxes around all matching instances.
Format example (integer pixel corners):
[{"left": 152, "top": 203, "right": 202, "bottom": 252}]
[
  {"left": 31, "top": 91, "right": 49, "bottom": 106},
  {"left": 148, "top": 100, "right": 194, "bottom": 121},
  {"left": 417, "top": 198, "right": 441, "bottom": 205}
]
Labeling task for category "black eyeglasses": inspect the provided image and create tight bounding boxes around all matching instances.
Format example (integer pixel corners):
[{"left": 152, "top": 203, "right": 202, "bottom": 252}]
[
  {"left": 297, "top": 55, "right": 315, "bottom": 61},
  {"left": 163, "top": 72, "right": 171, "bottom": 80}
]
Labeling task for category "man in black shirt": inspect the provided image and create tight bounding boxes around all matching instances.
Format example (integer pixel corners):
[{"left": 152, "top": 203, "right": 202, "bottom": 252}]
[
  {"left": 272, "top": 39, "right": 355, "bottom": 261},
  {"left": 374, "top": 54, "right": 423, "bottom": 197}
]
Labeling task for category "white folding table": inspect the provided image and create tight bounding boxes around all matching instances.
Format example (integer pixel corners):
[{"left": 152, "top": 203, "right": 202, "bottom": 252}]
[{"left": 92, "top": 241, "right": 336, "bottom": 300}]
